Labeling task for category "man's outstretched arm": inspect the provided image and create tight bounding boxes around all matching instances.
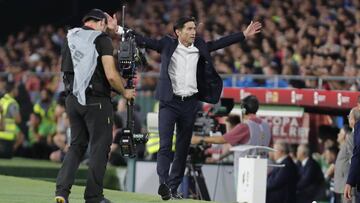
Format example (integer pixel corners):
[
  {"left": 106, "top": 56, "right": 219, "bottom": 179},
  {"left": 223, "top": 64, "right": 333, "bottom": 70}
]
[{"left": 207, "top": 21, "right": 262, "bottom": 52}]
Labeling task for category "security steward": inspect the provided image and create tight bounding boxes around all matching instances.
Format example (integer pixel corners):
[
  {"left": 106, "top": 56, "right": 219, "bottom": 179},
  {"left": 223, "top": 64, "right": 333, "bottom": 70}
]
[
  {"left": 0, "top": 81, "right": 22, "bottom": 158},
  {"left": 55, "top": 9, "right": 135, "bottom": 203}
]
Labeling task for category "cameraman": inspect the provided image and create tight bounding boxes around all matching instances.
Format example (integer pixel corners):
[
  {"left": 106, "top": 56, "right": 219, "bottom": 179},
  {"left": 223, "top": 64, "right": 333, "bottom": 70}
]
[
  {"left": 55, "top": 9, "right": 135, "bottom": 203},
  {"left": 192, "top": 95, "right": 271, "bottom": 150}
]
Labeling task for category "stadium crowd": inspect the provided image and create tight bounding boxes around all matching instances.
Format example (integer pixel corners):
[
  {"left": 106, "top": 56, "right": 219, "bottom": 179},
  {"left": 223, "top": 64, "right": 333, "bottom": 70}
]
[{"left": 0, "top": 0, "right": 360, "bottom": 202}]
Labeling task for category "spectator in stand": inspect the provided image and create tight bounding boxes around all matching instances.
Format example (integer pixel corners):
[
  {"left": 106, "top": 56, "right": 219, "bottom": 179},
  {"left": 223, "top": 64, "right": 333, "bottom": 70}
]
[
  {"left": 49, "top": 92, "right": 70, "bottom": 162},
  {"left": 267, "top": 141, "right": 298, "bottom": 203},
  {"left": 33, "top": 88, "right": 56, "bottom": 146},
  {"left": 324, "top": 146, "right": 340, "bottom": 202},
  {"left": 296, "top": 144, "right": 325, "bottom": 203},
  {"left": 27, "top": 112, "right": 52, "bottom": 159}
]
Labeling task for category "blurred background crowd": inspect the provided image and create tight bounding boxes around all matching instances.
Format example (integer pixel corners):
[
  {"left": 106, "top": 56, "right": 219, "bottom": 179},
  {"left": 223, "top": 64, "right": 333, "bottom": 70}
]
[{"left": 2, "top": 0, "right": 360, "bottom": 92}]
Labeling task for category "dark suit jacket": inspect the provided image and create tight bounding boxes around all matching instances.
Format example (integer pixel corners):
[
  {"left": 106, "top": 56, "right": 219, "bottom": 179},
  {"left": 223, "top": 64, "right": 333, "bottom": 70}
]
[
  {"left": 133, "top": 32, "right": 245, "bottom": 104},
  {"left": 267, "top": 156, "right": 298, "bottom": 203},
  {"left": 347, "top": 121, "right": 360, "bottom": 187},
  {"left": 296, "top": 157, "right": 325, "bottom": 203}
]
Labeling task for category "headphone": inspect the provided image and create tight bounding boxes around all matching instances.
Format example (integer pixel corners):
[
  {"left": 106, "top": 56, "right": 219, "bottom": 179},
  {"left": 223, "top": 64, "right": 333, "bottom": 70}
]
[
  {"left": 240, "top": 103, "right": 247, "bottom": 115},
  {"left": 240, "top": 95, "right": 259, "bottom": 115}
]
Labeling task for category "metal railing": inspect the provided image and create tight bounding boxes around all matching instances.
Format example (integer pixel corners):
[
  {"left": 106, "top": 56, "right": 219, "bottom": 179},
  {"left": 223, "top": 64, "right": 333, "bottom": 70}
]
[
  {"left": 1, "top": 71, "right": 359, "bottom": 90},
  {"left": 137, "top": 73, "right": 360, "bottom": 90}
]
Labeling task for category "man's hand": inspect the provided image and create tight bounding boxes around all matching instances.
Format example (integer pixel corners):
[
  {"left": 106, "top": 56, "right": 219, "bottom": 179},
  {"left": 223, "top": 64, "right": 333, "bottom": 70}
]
[
  {"left": 191, "top": 136, "right": 204, "bottom": 145},
  {"left": 243, "top": 21, "right": 262, "bottom": 39},
  {"left": 344, "top": 184, "right": 353, "bottom": 201},
  {"left": 123, "top": 89, "right": 136, "bottom": 100},
  {"left": 105, "top": 12, "right": 118, "bottom": 32}
]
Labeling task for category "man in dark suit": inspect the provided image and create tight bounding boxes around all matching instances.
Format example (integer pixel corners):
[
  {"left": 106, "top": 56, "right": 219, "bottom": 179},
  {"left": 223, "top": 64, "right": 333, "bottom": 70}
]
[
  {"left": 344, "top": 107, "right": 360, "bottom": 203},
  {"left": 106, "top": 15, "right": 261, "bottom": 200},
  {"left": 267, "top": 141, "right": 298, "bottom": 203},
  {"left": 296, "top": 144, "right": 325, "bottom": 203}
]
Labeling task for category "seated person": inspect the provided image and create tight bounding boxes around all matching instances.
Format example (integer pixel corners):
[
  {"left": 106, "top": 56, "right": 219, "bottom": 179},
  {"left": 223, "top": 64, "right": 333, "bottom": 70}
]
[
  {"left": 50, "top": 92, "right": 70, "bottom": 162},
  {"left": 28, "top": 112, "right": 53, "bottom": 159},
  {"left": 296, "top": 144, "right": 325, "bottom": 203},
  {"left": 267, "top": 141, "right": 298, "bottom": 203}
]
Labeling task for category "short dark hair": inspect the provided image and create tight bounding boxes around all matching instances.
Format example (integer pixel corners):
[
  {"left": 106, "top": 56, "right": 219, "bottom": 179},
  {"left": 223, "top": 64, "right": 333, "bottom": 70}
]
[
  {"left": 173, "top": 16, "right": 196, "bottom": 33},
  {"left": 5, "top": 81, "right": 16, "bottom": 93},
  {"left": 57, "top": 91, "right": 67, "bottom": 107},
  {"left": 326, "top": 146, "right": 339, "bottom": 156},
  {"left": 241, "top": 95, "right": 259, "bottom": 115}
]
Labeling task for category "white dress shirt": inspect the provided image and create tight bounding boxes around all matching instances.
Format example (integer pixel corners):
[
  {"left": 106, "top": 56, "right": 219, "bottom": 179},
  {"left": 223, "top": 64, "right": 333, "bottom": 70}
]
[
  {"left": 301, "top": 157, "right": 309, "bottom": 167},
  {"left": 276, "top": 155, "right": 287, "bottom": 164},
  {"left": 168, "top": 41, "right": 199, "bottom": 97}
]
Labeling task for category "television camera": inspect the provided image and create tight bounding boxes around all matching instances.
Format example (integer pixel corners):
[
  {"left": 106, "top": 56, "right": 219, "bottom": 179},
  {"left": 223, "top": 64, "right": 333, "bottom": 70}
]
[
  {"left": 117, "top": 6, "right": 148, "bottom": 158},
  {"left": 189, "top": 98, "right": 234, "bottom": 164}
]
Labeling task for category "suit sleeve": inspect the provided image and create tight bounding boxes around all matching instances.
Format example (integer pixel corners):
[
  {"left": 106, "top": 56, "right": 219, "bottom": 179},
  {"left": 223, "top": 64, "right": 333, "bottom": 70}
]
[
  {"left": 267, "top": 168, "right": 290, "bottom": 191},
  {"left": 347, "top": 121, "right": 360, "bottom": 186},
  {"left": 297, "top": 161, "right": 317, "bottom": 190},
  {"left": 133, "top": 32, "right": 165, "bottom": 53},
  {"left": 206, "top": 32, "right": 245, "bottom": 52}
]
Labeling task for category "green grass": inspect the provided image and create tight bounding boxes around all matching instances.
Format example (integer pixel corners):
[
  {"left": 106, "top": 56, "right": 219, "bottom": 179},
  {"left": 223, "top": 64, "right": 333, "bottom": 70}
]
[
  {"left": 0, "top": 175, "right": 216, "bottom": 203},
  {"left": 0, "top": 158, "right": 121, "bottom": 190},
  {"left": 0, "top": 157, "right": 65, "bottom": 168}
]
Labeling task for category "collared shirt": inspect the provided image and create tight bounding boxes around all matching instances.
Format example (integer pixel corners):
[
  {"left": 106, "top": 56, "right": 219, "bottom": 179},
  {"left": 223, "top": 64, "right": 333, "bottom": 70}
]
[
  {"left": 168, "top": 40, "right": 199, "bottom": 96},
  {"left": 301, "top": 157, "right": 309, "bottom": 167},
  {"left": 276, "top": 155, "right": 287, "bottom": 164}
]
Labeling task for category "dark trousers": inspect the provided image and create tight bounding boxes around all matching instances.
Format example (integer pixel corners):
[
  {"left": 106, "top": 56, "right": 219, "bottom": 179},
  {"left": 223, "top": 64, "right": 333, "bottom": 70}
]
[
  {"left": 56, "top": 95, "right": 113, "bottom": 203},
  {"left": 157, "top": 96, "right": 199, "bottom": 192}
]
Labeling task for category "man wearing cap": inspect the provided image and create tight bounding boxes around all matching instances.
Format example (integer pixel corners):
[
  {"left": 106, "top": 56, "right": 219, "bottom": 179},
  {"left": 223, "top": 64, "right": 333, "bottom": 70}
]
[
  {"left": 106, "top": 15, "right": 261, "bottom": 200},
  {"left": 54, "top": 9, "right": 135, "bottom": 203}
]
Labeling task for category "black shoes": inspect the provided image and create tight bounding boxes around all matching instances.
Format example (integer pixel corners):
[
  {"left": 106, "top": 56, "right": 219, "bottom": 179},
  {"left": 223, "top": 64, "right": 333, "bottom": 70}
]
[
  {"left": 56, "top": 196, "right": 111, "bottom": 203},
  {"left": 158, "top": 183, "right": 172, "bottom": 201},
  {"left": 171, "top": 192, "right": 183, "bottom": 200},
  {"left": 84, "top": 197, "right": 111, "bottom": 203},
  {"left": 158, "top": 183, "right": 184, "bottom": 200},
  {"left": 99, "top": 198, "right": 112, "bottom": 203}
]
